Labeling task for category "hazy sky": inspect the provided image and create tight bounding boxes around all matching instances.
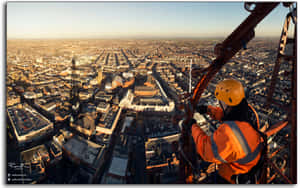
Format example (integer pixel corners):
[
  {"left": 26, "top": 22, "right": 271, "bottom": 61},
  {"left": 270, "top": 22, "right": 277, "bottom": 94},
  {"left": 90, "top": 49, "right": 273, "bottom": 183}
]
[{"left": 7, "top": 2, "right": 289, "bottom": 39}]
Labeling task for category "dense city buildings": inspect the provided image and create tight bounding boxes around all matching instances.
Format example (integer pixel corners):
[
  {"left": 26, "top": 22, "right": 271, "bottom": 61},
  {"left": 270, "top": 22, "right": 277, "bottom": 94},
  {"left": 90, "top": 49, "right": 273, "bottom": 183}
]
[
  {"left": 7, "top": 38, "right": 291, "bottom": 184},
  {"left": 7, "top": 103, "right": 54, "bottom": 146}
]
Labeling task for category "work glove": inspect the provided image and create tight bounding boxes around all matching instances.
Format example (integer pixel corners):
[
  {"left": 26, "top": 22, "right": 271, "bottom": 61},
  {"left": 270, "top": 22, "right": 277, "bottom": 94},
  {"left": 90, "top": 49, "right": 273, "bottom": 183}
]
[
  {"left": 196, "top": 105, "right": 208, "bottom": 114},
  {"left": 179, "top": 118, "right": 196, "bottom": 131}
]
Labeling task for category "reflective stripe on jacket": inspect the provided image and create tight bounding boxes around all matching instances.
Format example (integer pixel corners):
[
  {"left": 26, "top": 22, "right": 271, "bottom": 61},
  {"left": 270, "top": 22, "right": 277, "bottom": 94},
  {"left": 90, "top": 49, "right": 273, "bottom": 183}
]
[{"left": 191, "top": 120, "right": 263, "bottom": 183}]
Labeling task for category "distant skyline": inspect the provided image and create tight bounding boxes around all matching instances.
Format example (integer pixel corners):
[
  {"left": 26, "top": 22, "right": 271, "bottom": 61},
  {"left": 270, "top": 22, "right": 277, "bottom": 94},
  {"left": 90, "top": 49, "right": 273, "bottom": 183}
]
[{"left": 7, "top": 2, "right": 289, "bottom": 39}]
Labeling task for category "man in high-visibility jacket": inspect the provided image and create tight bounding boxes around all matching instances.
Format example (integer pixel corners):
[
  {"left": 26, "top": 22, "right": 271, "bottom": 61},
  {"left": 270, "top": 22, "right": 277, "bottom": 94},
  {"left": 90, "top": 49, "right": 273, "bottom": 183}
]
[{"left": 187, "top": 79, "right": 264, "bottom": 184}]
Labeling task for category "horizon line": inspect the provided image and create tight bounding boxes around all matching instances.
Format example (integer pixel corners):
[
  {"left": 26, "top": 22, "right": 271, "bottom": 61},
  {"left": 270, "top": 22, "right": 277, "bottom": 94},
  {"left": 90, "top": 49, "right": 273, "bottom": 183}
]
[{"left": 7, "top": 36, "right": 280, "bottom": 40}]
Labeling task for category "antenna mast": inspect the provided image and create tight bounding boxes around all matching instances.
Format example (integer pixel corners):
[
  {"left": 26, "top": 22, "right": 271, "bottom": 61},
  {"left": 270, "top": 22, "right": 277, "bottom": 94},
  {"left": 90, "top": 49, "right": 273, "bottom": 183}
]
[{"left": 189, "top": 58, "right": 192, "bottom": 93}]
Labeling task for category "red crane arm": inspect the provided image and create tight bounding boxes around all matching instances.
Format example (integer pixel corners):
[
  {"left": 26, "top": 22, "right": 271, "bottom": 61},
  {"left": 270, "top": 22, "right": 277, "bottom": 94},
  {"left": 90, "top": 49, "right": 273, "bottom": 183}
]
[{"left": 190, "top": 3, "right": 279, "bottom": 110}]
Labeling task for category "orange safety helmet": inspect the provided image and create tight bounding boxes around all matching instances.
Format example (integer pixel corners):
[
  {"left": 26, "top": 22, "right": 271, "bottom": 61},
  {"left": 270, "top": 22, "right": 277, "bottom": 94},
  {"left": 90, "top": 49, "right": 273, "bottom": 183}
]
[{"left": 215, "top": 79, "right": 245, "bottom": 106}]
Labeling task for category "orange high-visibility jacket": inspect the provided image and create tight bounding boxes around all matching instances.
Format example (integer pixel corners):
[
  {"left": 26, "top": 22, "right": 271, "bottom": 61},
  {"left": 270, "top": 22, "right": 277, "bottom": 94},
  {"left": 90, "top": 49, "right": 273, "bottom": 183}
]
[{"left": 191, "top": 105, "right": 263, "bottom": 183}]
